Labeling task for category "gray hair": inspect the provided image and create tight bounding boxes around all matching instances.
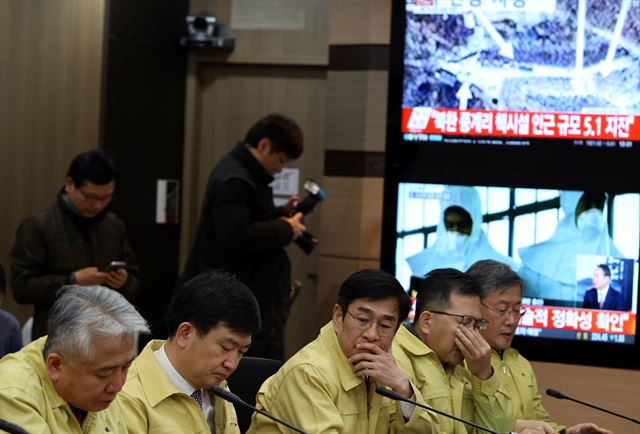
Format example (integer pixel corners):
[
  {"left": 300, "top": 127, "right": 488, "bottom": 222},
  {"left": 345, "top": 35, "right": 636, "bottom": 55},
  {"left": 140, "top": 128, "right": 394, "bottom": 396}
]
[
  {"left": 466, "top": 259, "right": 524, "bottom": 299},
  {"left": 44, "top": 285, "right": 150, "bottom": 361}
]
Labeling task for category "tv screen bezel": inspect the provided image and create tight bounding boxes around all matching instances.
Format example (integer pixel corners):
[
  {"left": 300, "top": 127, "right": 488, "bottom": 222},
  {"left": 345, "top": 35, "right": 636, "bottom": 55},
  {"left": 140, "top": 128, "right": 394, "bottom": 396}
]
[{"left": 382, "top": 0, "right": 640, "bottom": 370}]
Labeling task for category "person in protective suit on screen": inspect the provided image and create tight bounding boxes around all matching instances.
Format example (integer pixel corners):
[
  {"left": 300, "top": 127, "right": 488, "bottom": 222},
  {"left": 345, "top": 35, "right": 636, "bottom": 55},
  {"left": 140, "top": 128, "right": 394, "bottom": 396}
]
[
  {"left": 519, "top": 191, "right": 622, "bottom": 302},
  {"left": 406, "top": 185, "right": 516, "bottom": 278}
]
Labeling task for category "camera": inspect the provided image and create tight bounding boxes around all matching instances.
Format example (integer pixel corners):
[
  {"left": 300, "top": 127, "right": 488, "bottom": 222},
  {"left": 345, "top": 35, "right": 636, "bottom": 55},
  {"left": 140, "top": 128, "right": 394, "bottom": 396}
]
[
  {"left": 294, "top": 179, "right": 325, "bottom": 254},
  {"left": 180, "top": 11, "right": 234, "bottom": 48}
]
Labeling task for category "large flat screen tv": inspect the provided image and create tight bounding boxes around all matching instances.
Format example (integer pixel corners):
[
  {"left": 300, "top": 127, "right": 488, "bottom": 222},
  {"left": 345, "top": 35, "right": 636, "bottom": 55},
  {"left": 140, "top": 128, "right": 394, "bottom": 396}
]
[
  {"left": 382, "top": 178, "right": 640, "bottom": 367},
  {"left": 394, "top": 0, "right": 640, "bottom": 150},
  {"left": 395, "top": 182, "right": 638, "bottom": 340},
  {"left": 384, "top": 0, "right": 640, "bottom": 368}
]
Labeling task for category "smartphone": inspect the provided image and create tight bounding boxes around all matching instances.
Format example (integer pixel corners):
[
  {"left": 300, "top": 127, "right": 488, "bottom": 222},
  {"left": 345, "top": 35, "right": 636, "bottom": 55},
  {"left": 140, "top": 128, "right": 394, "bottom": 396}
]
[{"left": 106, "top": 261, "right": 127, "bottom": 272}]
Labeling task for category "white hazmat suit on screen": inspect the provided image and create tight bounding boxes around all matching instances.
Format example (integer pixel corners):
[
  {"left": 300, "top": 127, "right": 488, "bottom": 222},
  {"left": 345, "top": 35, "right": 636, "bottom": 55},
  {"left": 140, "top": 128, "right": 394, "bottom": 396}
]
[
  {"left": 518, "top": 191, "right": 622, "bottom": 302},
  {"left": 405, "top": 185, "right": 516, "bottom": 277}
]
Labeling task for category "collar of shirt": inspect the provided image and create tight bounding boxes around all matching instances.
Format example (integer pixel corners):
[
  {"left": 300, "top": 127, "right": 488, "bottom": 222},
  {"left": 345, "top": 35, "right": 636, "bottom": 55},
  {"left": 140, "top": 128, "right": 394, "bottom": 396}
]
[
  {"left": 154, "top": 344, "right": 215, "bottom": 427},
  {"left": 154, "top": 344, "right": 197, "bottom": 396}
]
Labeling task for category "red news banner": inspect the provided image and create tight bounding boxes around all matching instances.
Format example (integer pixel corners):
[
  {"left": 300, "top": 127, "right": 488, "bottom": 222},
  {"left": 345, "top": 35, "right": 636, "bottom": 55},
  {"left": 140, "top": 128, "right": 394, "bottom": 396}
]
[
  {"left": 520, "top": 306, "right": 637, "bottom": 335},
  {"left": 402, "top": 107, "right": 640, "bottom": 141}
]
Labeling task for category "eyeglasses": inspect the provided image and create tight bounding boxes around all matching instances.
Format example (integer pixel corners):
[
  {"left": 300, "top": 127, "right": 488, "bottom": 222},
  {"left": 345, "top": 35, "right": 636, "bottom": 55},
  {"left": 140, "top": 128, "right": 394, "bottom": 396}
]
[
  {"left": 429, "top": 310, "right": 489, "bottom": 331},
  {"left": 345, "top": 311, "right": 398, "bottom": 336},
  {"left": 78, "top": 189, "right": 113, "bottom": 205},
  {"left": 481, "top": 302, "right": 527, "bottom": 320}
]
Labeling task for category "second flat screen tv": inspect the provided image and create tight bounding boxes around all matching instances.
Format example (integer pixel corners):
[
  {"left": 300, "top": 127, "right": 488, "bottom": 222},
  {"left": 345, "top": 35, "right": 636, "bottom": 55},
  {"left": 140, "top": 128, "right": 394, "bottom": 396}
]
[{"left": 394, "top": 182, "right": 639, "bottom": 346}]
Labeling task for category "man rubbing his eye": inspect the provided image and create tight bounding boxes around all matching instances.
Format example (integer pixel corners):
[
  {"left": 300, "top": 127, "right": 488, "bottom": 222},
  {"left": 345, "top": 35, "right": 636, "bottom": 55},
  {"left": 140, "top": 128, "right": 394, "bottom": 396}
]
[{"left": 392, "top": 268, "right": 517, "bottom": 434}]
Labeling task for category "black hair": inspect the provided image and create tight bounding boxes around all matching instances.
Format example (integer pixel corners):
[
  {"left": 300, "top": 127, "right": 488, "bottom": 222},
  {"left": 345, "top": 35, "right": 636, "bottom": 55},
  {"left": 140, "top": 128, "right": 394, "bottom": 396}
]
[
  {"left": 67, "top": 150, "right": 115, "bottom": 187},
  {"left": 336, "top": 269, "right": 411, "bottom": 322},
  {"left": 244, "top": 114, "right": 303, "bottom": 159},
  {"left": 596, "top": 263, "right": 611, "bottom": 277},
  {"left": 166, "top": 270, "right": 261, "bottom": 337},
  {"left": 413, "top": 268, "right": 479, "bottom": 326},
  {"left": 466, "top": 259, "right": 524, "bottom": 299}
]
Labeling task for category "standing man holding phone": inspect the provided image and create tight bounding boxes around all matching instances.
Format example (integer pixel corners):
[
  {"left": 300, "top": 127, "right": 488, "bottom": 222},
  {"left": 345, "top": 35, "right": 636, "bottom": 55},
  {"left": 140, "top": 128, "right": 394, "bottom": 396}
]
[{"left": 10, "top": 150, "right": 140, "bottom": 340}]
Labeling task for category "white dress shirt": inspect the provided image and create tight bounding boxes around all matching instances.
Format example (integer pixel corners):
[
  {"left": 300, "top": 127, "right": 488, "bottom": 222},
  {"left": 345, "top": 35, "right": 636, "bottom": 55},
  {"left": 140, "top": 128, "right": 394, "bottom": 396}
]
[{"left": 154, "top": 344, "right": 215, "bottom": 431}]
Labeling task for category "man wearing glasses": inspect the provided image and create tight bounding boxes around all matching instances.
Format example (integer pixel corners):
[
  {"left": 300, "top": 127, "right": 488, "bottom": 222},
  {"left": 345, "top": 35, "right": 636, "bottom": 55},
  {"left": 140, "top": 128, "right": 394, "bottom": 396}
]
[
  {"left": 468, "top": 260, "right": 612, "bottom": 434},
  {"left": 248, "top": 269, "right": 433, "bottom": 433},
  {"left": 392, "top": 267, "right": 517, "bottom": 434},
  {"left": 10, "top": 150, "right": 140, "bottom": 340}
]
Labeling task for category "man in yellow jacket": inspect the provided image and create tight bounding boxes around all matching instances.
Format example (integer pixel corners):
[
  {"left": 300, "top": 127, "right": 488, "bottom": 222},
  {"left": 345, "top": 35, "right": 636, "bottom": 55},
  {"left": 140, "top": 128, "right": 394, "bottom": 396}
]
[
  {"left": 118, "top": 270, "right": 261, "bottom": 433},
  {"left": 0, "top": 285, "right": 149, "bottom": 434},
  {"left": 467, "top": 259, "right": 612, "bottom": 434},
  {"left": 248, "top": 269, "right": 436, "bottom": 434},
  {"left": 393, "top": 268, "right": 516, "bottom": 434}
]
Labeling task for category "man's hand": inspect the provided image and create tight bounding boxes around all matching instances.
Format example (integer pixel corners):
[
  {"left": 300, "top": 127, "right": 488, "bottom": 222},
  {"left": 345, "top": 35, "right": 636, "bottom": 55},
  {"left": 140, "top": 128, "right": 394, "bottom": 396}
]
[
  {"left": 566, "top": 423, "right": 613, "bottom": 434},
  {"left": 281, "top": 195, "right": 300, "bottom": 214},
  {"left": 106, "top": 268, "right": 128, "bottom": 289},
  {"left": 516, "top": 419, "right": 556, "bottom": 434},
  {"left": 349, "top": 342, "right": 412, "bottom": 399},
  {"left": 282, "top": 212, "right": 306, "bottom": 240},
  {"left": 455, "top": 325, "right": 493, "bottom": 380},
  {"left": 73, "top": 267, "right": 108, "bottom": 286}
]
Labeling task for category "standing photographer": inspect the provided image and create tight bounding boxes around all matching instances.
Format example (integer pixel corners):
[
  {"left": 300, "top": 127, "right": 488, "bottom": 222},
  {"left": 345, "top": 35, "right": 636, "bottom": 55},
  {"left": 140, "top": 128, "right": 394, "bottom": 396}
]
[{"left": 182, "top": 114, "right": 305, "bottom": 360}]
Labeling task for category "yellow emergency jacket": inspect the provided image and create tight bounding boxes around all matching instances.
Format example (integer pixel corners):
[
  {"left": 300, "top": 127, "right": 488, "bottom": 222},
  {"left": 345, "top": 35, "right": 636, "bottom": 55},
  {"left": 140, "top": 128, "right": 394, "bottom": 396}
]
[
  {"left": 117, "top": 339, "right": 240, "bottom": 434},
  {"left": 247, "top": 322, "right": 433, "bottom": 434},
  {"left": 393, "top": 324, "right": 516, "bottom": 434},
  {"left": 491, "top": 348, "right": 564, "bottom": 432},
  {"left": 0, "top": 337, "right": 127, "bottom": 434}
]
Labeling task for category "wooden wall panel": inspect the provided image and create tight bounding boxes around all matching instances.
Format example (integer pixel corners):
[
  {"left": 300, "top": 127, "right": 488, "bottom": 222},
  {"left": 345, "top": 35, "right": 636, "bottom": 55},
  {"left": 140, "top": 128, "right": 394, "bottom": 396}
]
[
  {"left": 325, "top": 70, "right": 388, "bottom": 152},
  {"left": 531, "top": 361, "right": 640, "bottom": 433},
  {"left": 329, "top": 0, "right": 391, "bottom": 45},
  {"left": 0, "top": 0, "right": 105, "bottom": 323},
  {"left": 317, "top": 255, "right": 379, "bottom": 326},
  {"left": 320, "top": 176, "right": 384, "bottom": 260}
]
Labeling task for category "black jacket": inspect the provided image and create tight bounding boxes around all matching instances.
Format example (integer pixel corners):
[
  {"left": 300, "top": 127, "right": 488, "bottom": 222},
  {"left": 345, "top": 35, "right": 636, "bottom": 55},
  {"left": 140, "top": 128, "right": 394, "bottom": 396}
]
[
  {"left": 10, "top": 194, "right": 140, "bottom": 339},
  {"left": 183, "top": 144, "right": 293, "bottom": 306},
  {"left": 583, "top": 286, "right": 626, "bottom": 310}
]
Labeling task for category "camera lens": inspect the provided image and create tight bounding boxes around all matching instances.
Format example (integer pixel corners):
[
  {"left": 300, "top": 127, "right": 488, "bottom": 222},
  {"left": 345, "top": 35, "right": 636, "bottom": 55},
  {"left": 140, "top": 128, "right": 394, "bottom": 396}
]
[{"left": 193, "top": 17, "right": 208, "bottom": 30}]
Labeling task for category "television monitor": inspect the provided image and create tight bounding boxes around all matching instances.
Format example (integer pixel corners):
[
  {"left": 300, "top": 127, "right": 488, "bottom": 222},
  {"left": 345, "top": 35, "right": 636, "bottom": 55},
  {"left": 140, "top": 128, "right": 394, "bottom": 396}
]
[
  {"left": 392, "top": 0, "right": 640, "bottom": 150},
  {"left": 384, "top": 181, "right": 640, "bottom": 367}
]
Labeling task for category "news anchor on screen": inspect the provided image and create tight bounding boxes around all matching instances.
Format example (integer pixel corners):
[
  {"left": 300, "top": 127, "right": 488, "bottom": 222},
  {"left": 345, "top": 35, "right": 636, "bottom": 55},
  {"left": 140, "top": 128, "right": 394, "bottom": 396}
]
[{"left": 582, "top": 264, "right": 626, "bottom": 310}]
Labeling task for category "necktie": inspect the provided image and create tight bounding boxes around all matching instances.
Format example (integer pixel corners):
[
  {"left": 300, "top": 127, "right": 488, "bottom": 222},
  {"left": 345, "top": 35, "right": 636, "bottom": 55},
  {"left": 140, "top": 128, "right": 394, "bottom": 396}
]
[
  {"left": 191, "top": 389, "right": 203, "bottom": 408},
  {"left": 71, "top": 406, "right": 86, "bottom": 425}
]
